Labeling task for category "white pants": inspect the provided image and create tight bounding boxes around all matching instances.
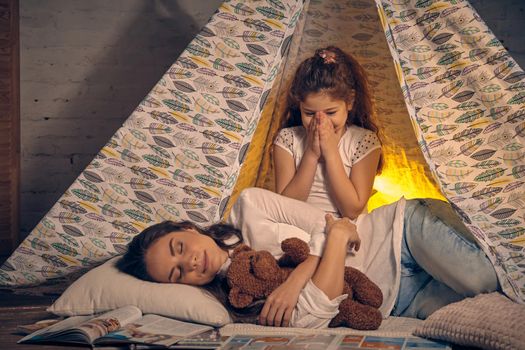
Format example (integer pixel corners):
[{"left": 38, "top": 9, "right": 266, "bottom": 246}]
[{"left": 291, "top": 280, "right": 348, "bottom": 328}]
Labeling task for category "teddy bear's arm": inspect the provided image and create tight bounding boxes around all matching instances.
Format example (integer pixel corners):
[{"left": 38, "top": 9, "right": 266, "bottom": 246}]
[
  {"left": 344, "top": 267, "right": 383, "bottom": 309},
  {"left": 329, "top": 299, "right": 383, "bottom": 330}
]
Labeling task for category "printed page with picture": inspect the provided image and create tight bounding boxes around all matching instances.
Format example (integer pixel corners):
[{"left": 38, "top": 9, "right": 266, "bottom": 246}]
[
  {"left": 19, "top": 305, "right": 142, "bottom": 345},
  {"left": 18, "top": 305, "right": 213, "bottom": 347},
  {"left": 132, "top": 329, "right": 231, "bottom": 350},
  {"left": 96, "top": 313, "right": 214, "bottom": 347},
  {"left": 219, "top": 334, "right": 452, "bottom": 350}
]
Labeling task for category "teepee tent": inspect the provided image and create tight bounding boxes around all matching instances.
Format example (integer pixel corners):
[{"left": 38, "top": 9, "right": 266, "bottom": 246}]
[{"left": 1, "top": 0, "right": 524, "bottom": 306}]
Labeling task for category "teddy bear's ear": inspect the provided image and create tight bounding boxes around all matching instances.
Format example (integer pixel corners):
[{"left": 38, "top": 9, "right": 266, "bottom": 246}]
[
  {"left": 231, "top": 244, "right": 252, "bottom": 257},
  {"left": 229, "top": 286, "right": 255, "bottom": 308},
  {"left": 279, "top": 238, "right": 310, "bottom": 267}
]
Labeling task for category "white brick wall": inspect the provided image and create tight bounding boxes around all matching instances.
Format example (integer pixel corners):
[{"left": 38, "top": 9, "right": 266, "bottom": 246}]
[{"left": 19, "top": 0, "right": 525, "bottom": 239}]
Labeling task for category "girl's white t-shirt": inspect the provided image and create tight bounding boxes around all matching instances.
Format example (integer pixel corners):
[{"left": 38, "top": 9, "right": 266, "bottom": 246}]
[
  {"left": 226, "top": 187, "right": 405, "bottom": 318},
  {"left": 274, "top": 125, "right": 381, "bottom": 217}
]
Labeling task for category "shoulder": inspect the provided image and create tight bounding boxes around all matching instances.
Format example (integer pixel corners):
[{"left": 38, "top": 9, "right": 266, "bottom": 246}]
[
  {"left": 345, "top": 125, "right": 372, "bottom": 137},
  {"left": 342, "top": 126, "right": 381, "bottom": 164},
  {"left": 274, "top": 126, "right": 305, "bottom": 151},
  {"left": 344, "top": 126, "right": 380, "bottom": 144},
  {"left": 277, "top": 126, "right": 304, "bottom": 138}
]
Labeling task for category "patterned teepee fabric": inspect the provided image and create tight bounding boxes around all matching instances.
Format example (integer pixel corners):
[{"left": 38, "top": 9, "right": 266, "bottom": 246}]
[
  {"left": 0, "top": 0, "right": 304, "bottom": 287},
  {"left": 376, "top": 0, "right": 525, "bottom": 303}
]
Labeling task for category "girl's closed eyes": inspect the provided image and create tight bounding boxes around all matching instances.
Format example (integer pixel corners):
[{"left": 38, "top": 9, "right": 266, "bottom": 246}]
[{"left": 169, "top": 238, "right": 183, "bottom": 282}]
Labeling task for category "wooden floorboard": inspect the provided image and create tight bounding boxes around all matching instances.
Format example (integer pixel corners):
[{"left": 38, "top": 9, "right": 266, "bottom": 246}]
[
  {"left": 0, "top": 304, "right": 64, "bottom": 350},
  {"left": 0, "top": 291, "right": 128, "bottom": 349},
  {"left": 0, "top": 291, "right": 65, "bottom": 350}
]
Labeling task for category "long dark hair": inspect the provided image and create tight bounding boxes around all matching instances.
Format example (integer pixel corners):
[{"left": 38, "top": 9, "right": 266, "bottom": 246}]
[
  {"left": 283, "top": 45, "right": 383, "bottom": 173},
  {"left": 116, "top": 220, "right": 262, "bottom": 323}
]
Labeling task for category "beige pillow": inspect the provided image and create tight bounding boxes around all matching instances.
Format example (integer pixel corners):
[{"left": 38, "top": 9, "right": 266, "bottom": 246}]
[
  {"left": 48, "top": 257, "right": 232, "bottom": 326},
  {"left": 414, "top": 292, "right": 525, "bottom": 350}
]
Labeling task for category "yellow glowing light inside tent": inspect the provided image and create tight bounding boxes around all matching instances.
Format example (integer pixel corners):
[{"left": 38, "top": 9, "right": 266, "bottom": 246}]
[{"left": 367, "top": 151, "right": 446, "bottom": 212}]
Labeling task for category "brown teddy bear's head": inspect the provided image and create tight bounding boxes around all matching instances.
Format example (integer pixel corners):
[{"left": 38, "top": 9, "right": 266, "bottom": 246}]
[{"left": 226, "top": 244, "right": 291, "bottom": 308}]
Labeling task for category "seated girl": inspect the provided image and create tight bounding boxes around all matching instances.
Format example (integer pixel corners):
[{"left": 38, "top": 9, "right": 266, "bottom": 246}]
[
  {"left": 273, "top": 46, "right": 383, "bottom": 220},
  {"left": 117, "top": 187, "right": 500, "bottom": 329}
]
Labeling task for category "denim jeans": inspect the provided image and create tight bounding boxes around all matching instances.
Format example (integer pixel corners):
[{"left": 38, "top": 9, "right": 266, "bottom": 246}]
[{"left": 391, "top": 199, "right": 499, "bottom": 319}]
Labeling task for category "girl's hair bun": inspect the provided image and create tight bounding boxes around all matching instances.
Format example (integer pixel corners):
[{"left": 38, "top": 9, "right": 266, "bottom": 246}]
[{"left": 318, "top": 49, "right": 337, "bottom": 64}]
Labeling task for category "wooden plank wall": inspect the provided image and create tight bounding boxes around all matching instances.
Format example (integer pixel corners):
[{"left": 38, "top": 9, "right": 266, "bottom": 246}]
[{"left": 0, "top": 0, "right": 19, "bottom": 256}]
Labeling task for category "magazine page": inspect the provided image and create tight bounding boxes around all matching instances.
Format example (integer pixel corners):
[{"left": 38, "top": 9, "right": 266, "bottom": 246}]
[
  {"left": 219, "top": 334, "right": 452, "bottom": 350},
  {"left": 132, "top": 329, "right": 230, "bottom": 350},
  {"left": 17, "top": 318, "right": 64, "bottom": 334},
  {"left": 96, "top": 314, "right": 213, "bottom": 347},
  {"left": 338, "top": 335, "right": 452, "bottom": 349},
  {"left": 75, "top": 305, "right": 143, "bottom": 343},
  {"left": 170, "top": 329, "right": 230, "bottom": 349},
  {"left": 219, "top": 334, "right": 341, "bottom": 350},
  {"left": 18, "top": 315, "right": 94, "bottom": 344}
]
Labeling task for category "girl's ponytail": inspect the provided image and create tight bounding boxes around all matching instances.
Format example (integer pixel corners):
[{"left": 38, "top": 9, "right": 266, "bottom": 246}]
[{"left": 342, "top": 51, "right": 373, "bottom": 130}]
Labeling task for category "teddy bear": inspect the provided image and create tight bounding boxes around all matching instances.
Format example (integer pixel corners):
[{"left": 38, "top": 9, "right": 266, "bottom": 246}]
[{"left": 226, "top": 237, "right": 383, "bottom": 330}]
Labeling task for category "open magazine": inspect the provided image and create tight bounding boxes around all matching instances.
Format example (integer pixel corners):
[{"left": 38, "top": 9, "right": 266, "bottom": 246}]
[
  {"left": 219, "top": 334, "right": 452, "bottom": 350},
  {"left": 18, "top": 305, "right": 214, "bottom": 347}
]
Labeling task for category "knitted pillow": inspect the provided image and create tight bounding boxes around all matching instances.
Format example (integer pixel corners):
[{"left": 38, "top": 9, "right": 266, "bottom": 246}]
[{"left": 413, "top": 293, "right": 525, "bottom": 350}]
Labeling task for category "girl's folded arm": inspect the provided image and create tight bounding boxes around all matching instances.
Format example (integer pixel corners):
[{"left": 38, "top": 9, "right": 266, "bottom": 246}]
[
  {"left": 274, "top": 144, "right": 317, "bottom": 201},
  {"left": 230, "top": 188, "right": 327, "bottom": 256},
  {"left": 325, "top": 148, "right": 381, "bottom": 219}
]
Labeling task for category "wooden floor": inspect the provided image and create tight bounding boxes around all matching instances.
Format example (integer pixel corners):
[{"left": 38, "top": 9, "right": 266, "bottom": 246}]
[
  {"left": 0, "top": 290, "right": 64, "bottom": 349},
  {"left": 0, "top": 289, "right": 129, "bottom": 349}
]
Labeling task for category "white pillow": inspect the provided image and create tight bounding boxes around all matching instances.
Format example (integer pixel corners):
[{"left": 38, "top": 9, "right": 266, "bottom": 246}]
[{"left": 47, "top": 256, "right": 232, "bottom": 327}]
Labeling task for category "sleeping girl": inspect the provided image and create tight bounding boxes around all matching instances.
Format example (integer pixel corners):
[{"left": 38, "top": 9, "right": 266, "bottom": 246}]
[{"left": 117, "top": 187, "right": 499, "bottom": 329}]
